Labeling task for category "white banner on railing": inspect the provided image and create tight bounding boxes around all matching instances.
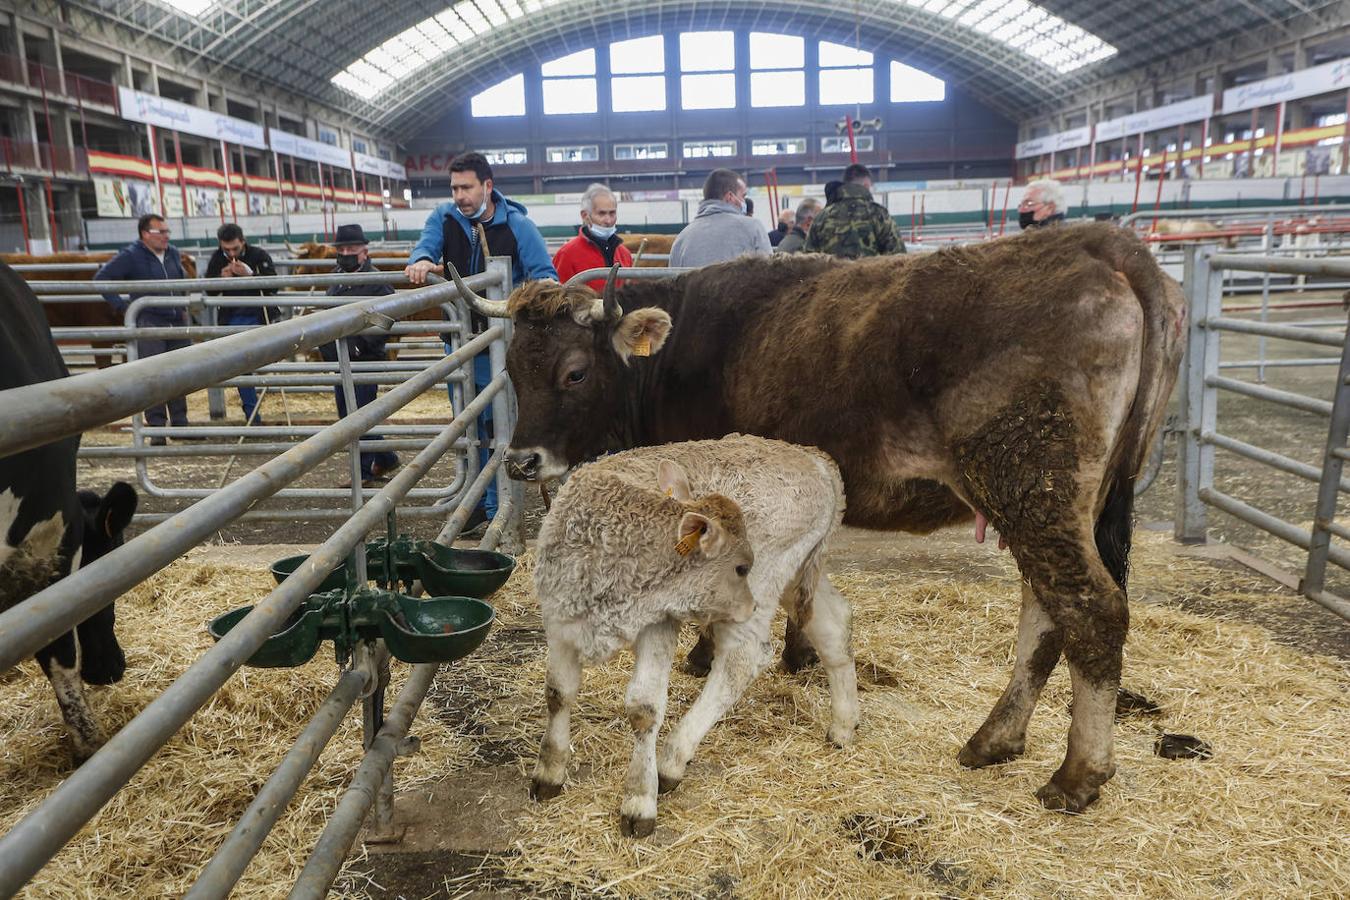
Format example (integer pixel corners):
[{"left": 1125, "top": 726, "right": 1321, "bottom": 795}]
[
  {"left": 1015, "top": 125, "right": 1092, "bottom": 159},
  {"left": 1221, "top": 57, "right": 1350, "bottom": 115},
  {"left": 352, "top": 151, "right": 407, "bottom": 180},
  {"left": 269, "top": 129, "right": 352, "bottom": 168},
  {"left": 1095, "top": 95, "right": 1214, "bottom": 142},
  {"left": 117, "top": 87, "right": 267, "bottom": 149}
]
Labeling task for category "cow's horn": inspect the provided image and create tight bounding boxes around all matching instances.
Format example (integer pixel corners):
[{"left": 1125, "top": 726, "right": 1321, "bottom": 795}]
[
  {"left": 444, "top": 260, "right": 510, "bottom": 319},
  {"left": 602, "top": 263, "right": 622, "bottom": 321}
]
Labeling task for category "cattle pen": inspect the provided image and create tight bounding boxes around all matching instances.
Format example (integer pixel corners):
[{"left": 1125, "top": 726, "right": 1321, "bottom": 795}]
[{"left": 1, "top": 252, "right": 1349, "bottom": 898}]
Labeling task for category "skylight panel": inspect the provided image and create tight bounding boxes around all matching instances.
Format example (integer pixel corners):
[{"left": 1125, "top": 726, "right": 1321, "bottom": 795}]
[
  {"left": 159, "top": 0, "right": 213, "bottom": 15},
  {"left": 454, "top": 2, "right": 490, "bottom": 35},
  {"left": 480, "top": 0, "right": 510, "bottom": 26},
  {"left": 498, "top": 0, "right": 523, "bottom": 17}
]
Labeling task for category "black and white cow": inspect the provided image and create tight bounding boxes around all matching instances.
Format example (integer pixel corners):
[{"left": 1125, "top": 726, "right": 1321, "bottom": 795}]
[{"left": 0, "top": 262, "right": 137, "bottom": 762}]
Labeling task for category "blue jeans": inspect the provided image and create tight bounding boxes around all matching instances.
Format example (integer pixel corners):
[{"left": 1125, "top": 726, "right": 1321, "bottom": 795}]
[
  {"left": 446, "top": 346, "right": 497, "bottom": 519},
  {"left": 333, "top": 381, "right": 399, "bottom": 480},
  {"left": 220, "top": 309, "right": 264, "bottom": 420}
]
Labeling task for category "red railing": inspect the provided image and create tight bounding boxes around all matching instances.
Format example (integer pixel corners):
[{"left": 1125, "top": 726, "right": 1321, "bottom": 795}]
[
  {"left": 0, "top": 138, "right": 88, "bottom": 176},
  {"left": 0, "top": 52, "right": 118, "bottom": 107}
]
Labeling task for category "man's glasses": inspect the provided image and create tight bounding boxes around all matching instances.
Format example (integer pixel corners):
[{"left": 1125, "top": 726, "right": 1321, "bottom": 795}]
[{"left": 144, "top": 228, "right": 171, "bottom": 235}]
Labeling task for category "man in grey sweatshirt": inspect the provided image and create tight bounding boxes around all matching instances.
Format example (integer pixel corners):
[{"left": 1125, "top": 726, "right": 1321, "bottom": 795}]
[{"left": 669, "top": 168, "right": 773, "bottom": 267}]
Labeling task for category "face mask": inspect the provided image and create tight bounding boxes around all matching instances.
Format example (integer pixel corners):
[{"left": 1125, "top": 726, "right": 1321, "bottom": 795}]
[
  {"left": 1018, "top": 210, "right": 1037, "bottom": 230},
  {"left": 738, "top": 198, "right": 748, "bottom": 215},
  {"left": 335, "top": 253, "right": 362, "bottom": 272},
  {"left": 470, "top": 197, "right": 488, "bottom": 220},
  {"left": 589, "top": 224, "right": 616, "bottom": 240}
]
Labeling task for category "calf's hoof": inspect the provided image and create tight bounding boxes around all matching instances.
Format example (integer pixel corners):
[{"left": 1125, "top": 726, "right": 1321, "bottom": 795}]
[
  {"left": 529, "top": 778, "right": 564, "bottom": 802},
  {"left": 657, "top": 773, "right": 682, "bottom": 795},
  {"left": 619, "top": 814, "right": 656, "bottom": 838},
  {"left": 957, "top": 738, "right": 1024, "bottom": 769},
  {"left": 1034, "top": 778, "right": 1100, "bottom": 814},
  {"left": 827, "top": 722, "right": 857, "bottom": 748},
  {"left": 680, "top": 655, "right": 711, "bottom": 678}
]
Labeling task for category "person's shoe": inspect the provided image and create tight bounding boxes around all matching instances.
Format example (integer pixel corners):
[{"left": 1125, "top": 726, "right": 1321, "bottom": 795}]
[
  {"left": 370, "top": 459, "right": 401, "bottom": 480},
  {"left": 148, "top": 436, "right": 167, "bottom": 447},
  {"left": 460, "top": 506, "right": 491, "bottom": 538},
  {"left": 245, "top": 415, "right": 267, "bottom": 427}
]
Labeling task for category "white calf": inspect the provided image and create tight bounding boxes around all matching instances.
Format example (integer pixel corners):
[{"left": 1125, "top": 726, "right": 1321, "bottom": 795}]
[{"left": 530, "top": 434, "right": 857, "bottom": 837}]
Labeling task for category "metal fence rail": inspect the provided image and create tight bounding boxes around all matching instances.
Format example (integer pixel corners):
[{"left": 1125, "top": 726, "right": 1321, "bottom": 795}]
[
  {"left": 1176, "top": 245, "right": 1350, "bottom": 621},
  {"left": 0, "top": 258, "right": 524, "bottom": 895}
]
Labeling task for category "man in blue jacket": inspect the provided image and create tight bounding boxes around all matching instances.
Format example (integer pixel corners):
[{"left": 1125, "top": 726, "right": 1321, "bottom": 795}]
[
  {"left": 404, "top": 151, "right": 557, "bottom": 532},
  {"left": 94, "top": 213, "right": 196, "bottom": 444}
]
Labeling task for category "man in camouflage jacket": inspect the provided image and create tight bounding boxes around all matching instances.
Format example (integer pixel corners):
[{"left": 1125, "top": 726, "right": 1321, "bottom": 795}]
[{"left": 804, "top": 163, "right": 906, "bottom": 258}]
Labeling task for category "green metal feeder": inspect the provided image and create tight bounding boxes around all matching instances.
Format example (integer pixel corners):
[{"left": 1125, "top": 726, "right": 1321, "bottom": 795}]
[
  {"left": 269, "top": 536, "right": 514, "bottom": 599},
  {"left": 207, "top": 589, "right": 496, "bottom": 668}
]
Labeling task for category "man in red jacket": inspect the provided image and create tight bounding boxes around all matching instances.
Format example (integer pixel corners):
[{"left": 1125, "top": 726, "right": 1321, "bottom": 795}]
[{"left": 552, "top": 183, "right": 633, "bottom": 291}]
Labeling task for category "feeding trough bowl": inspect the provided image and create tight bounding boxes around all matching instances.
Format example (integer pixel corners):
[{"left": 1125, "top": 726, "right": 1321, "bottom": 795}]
[
  {"left": 208, "top": 590, "right": 497, "bottom": 667},
  {"left": 269, "top": 538, "right": 515, "bottom": 599}
]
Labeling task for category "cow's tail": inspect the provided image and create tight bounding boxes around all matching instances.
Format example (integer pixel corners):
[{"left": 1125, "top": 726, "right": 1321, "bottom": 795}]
[{"left": 1087, "top": 226, "right": 1186, "bottom": 591}]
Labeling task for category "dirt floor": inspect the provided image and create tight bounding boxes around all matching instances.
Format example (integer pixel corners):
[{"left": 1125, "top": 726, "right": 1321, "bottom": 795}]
[{"left": 31, "top": 288, "right": 1350, "bottom": 898}]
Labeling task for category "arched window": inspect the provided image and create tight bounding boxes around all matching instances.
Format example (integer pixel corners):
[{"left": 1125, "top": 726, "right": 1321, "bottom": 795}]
[
  {"left": 470, "top": 74, "right": 525, "bottom": 118},
  {"left": 542, "top": 50, "right": 597, "bottom": 115},
  {"left": 611, "top": 36, "right": 666, "bottom": 113},
  {"left": 680, "top": 31, "right": 736, "bottom": 110},
  {"left": 749, "top": 33, "right": 804, "bottom": 108},
  {"left": 819, "top": 41, "right": 873, "bottom": 105}
]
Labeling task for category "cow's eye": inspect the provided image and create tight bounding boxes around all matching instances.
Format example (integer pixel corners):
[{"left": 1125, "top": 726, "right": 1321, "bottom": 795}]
[
  {"left": 566, "top": 369, "right": 587, "bottom": 385},
  {"left": 735, "top": 564, "right": 750, "bottom": 577}
]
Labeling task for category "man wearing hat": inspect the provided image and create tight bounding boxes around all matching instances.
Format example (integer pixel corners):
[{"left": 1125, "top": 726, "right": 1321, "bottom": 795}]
[{"left": 319, "top": 224, "right": 400, "bottom": 488}]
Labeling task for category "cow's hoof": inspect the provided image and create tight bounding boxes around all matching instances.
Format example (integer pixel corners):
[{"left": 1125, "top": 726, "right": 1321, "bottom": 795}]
[
  {"left": 81, "top": 653, "right": 126, "bottom": 686},
  {"left": 957, "top": 739, "right": 1023, "bottom": 769},
  {"left": 619, "top": 814, "right": 656, "bottom": 838},
  {"left": 657, "top": 774, "right": 682, "bottom": 795},
  {"left": 781, "top": 646, "right": 819, "bottom": 674},
  {"left": 529, "top": 778, "right": 563, "bottom": 802},
  {"left": 1034, "top": 779, "right": 1099, "bottom": 814}
]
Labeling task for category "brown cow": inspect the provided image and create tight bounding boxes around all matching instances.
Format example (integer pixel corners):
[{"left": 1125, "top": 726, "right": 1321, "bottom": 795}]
[
  {"left": 451, "top": 222, "right": 1186, "bottom": 814},
  {"left": 620, "top": 233, "right": 675, "bottom": 267},
  {"left": 2, "top": 251, "right": 199, "bottom": 368}
]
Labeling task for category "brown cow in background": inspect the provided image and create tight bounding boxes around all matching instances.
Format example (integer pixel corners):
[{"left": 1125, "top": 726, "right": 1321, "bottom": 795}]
[
  {"left": 621, "top": 234, "right": 675, "bottom": 267},
  {"left": 2, "top": 251, "right": 199, "bottom": 369}
]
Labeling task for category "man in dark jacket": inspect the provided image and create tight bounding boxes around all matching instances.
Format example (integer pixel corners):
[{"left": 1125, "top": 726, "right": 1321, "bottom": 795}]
[
  {"left": 805, "top": 164, "right": 906, "bottom": 258},
  {"left": 94, "top": 214, "right": 194, "bottom": 442},
  {"left": 777, "top": 198, "right": 821, "bottom": 254},
  {"left": 404, "top": 151, "right": 556, "bottom": 529},
  {"left": 769, "top": 208, "right": 794, "bottom": 247},
  {"left": 205, "top": 222, "right": 278, "bottom": 425},
  {"left": 320, "top": 224, "right": 399, "bottom": 488}
]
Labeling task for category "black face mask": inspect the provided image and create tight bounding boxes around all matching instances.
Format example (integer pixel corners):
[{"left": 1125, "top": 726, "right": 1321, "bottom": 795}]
[
  {"left": 1018, "top": 210, "right": 1037, "bottom": 230},
  {"left": 335, "top": 254, "right": 362, "bottom": 272}
]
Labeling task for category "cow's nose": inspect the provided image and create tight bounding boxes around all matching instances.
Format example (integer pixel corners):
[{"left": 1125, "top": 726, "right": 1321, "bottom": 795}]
[{"left": 506, "top": 449, "right": 541, "bottom": 481}]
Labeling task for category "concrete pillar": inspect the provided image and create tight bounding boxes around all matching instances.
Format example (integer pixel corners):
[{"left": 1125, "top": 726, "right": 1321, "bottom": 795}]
[{"left": 50, "top": 25, "right": 66, "bottom": 95}]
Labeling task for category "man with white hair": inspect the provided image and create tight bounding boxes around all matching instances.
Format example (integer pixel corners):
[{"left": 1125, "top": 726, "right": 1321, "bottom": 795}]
[
  {"left": 1018, "top": 178, "right": 1066, "bottom": 229},
  {"left": 552, "top": 183, "right": 634, "bottom": 292}
]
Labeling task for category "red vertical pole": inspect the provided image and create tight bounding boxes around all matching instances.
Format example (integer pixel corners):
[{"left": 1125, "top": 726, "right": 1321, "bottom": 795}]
[
  {"left": 43, "top": 177, "right": 59, "bottom": 251},
  {"left": 997, "top": 181, "right": 1011, "bottom": 236},
  {"left": 317, "top": 161, "right": 328, "bottom": 241},
  {"left": 1248, "top": 108, "right": 1259, "bottom": 177},
  {"left": 986, "top": 182, "right": 997, "bottom": 237},
  {"left": 1273, "top": 100, "right": 1285, "bottom": 176},
  {"left": 1130, "top": 136, "right": 1145, "bottom": 214},
  {"left": 15, "top": 183, "right": 31, "bottom": 253},
  {"left": 1149, "top": 148, "right": 1169, "bottom": 232},
  {"left": 146, "top": 123, "right": 165, "bottom": 214},
  {"left": 173, "top": 130, "right": 189, "bottom": 218},
  {"left": 1198, "top": 118, "right": 1209, "bottom": 180},
  {"left": 844, "top": 116, "right": 858, "bottom": 164},
  {"left": 1175, "top": 125, "right": 1184, "bottom": 180},
  {"left": 219, "top": 139, "right": 236, "bottom": 220}
]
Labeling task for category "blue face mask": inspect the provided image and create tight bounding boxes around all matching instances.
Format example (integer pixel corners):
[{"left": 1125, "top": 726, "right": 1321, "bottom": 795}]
[
  {"left": 589, "top": 223, "right": 616, "bottom": 240},
  {"left": 471, "top": 197, "right": 488, "bottom": 221}
]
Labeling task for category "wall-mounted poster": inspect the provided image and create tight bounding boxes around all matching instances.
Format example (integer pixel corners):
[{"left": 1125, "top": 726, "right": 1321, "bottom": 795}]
[{"left": 94, "top": 177, "right": 158, "bottom": 218}]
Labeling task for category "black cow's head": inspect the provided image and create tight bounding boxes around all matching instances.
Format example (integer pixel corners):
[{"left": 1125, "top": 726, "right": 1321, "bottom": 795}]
[
  {"left": 445, "top": 264, "right": 670, "bottom": 481},
  {"left": 74, "top": 481, "right": 137, "bottom": 685}
]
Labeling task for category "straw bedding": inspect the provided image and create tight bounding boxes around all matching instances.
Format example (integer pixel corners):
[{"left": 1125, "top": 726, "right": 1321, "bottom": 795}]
[{"left": 2, "top": 530, "right": 1348, "bottom": 898}]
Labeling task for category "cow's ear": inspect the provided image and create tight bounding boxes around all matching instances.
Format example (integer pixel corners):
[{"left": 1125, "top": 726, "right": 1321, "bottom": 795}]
[
  {"left": 676, "top": 511, "right": 727, "bottom": 559},
  {"left": 657, "top": 459, "right": 693, "bottom": 501},
  {"left": 612, "top": 308, "right": 672, "bottom": 363},
  {"left": 98, "top": 482, "right": 138, "bottom": 538}
]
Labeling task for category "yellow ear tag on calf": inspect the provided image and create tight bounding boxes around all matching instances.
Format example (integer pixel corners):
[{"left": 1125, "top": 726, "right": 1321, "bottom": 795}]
[
  {"left": 632, "top": 333, "right": 652, "bottom": 357},
  {"left": 675, "top": 528, "right": 702, "bottom": 557}
]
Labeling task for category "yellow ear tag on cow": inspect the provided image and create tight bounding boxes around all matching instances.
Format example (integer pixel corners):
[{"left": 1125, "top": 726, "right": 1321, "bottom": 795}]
[
  {"left": 675, "top": 527, "right": 702, "bottom": 557},
  {"left": 632, "top": 333, "right": 652, "bottom": 357}
]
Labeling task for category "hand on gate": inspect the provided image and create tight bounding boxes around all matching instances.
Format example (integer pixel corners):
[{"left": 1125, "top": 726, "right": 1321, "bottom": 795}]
[{"left": 405, "top": 260, "right": 443, "bottom": 285}]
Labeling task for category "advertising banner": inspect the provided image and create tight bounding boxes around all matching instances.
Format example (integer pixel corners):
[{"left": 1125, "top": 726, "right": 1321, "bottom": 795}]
[
  {"left": 1222, "top": 57, "right": 1350, "bottom": 115},
  {"left": 117, "top": 87, "right": 267, "bottom": 149}
]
